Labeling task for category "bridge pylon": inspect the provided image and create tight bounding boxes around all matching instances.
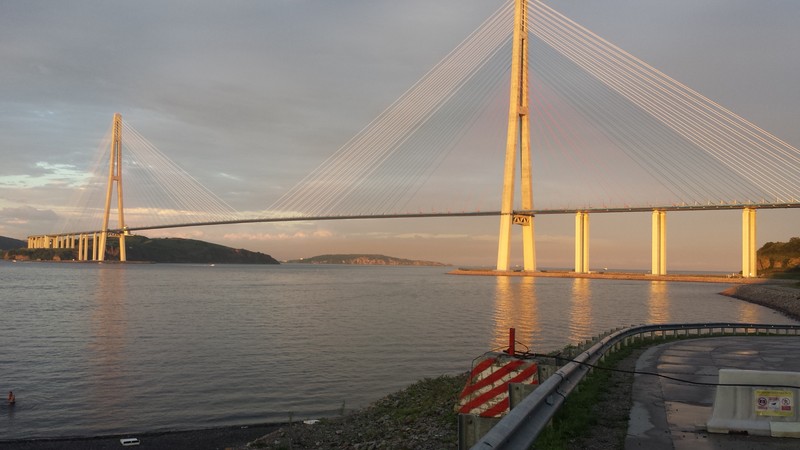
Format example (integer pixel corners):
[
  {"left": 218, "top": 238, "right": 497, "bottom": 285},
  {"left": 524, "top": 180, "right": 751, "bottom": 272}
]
[
  {"left": 98, "top": 113, "right": 127, "bottom": 262},
  {"left": 496, "top": 0, "right": 535, "bottom": 272}
]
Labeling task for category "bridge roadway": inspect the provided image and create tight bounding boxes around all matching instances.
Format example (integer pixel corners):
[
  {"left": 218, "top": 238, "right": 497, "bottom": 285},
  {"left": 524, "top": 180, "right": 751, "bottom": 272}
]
[
  {"left": 25, "top": 202, "right": 800, "bottom": 274},
  {"left": 40, "top": 200, "right": 800, "bottom": 235}
]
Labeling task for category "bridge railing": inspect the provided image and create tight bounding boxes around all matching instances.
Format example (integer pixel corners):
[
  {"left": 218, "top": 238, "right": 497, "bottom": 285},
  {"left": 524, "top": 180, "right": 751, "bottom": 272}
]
[{"left": 469, "top": 322, "right": 800, "bottom": 450}]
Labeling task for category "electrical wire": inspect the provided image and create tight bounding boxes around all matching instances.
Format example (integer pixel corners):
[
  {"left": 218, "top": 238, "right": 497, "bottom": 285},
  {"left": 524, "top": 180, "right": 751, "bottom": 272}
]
[{"left": 505, "top": 349, "right": 800, "bottom": 390}]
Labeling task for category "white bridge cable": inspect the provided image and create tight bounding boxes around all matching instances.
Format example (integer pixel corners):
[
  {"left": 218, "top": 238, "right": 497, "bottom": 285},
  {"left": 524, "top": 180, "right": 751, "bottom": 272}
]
[
  {"left": 529, "top": 0, "right": 798, "bottom": 196},
  {"left": 524, "top": 4, "right": 780, "bottom": 200},
  {"left": 119, "top": 121, "right": 240, "bottom": 227},
  {"left": 532, "top": 45, "right": 711, "bottom": 203},
  {"left": 335, "top": 43, "right": 512, "bottom": 215},
  {"left": 529, "top": 6, "right": 757, "bottom": 203},
  {"left": 528, "top": 75, "right": 639, "bottom": 208},
  {"left": 531, "top": 39, "right": 754, "bottom": 204},
  {"left": 57, "top": 125, "right": 114, "bottom": 233},
  {"left": 529, "top": 0, "right": 800, "bottom": 203},
  {"left": 264, "top": 1, "right": 515, "bottom": 218},
  {"left": 273, "top": 3, "right": 512, "bottom": 216},
  {"left": 528, "top": 46, "right": 697, "bottom": 204}
]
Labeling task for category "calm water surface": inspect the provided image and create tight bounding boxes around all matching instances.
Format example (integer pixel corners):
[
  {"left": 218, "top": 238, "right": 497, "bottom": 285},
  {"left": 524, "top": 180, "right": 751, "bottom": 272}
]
[{"left": 1, "top": 261, "right": 795, "bottom": 440}]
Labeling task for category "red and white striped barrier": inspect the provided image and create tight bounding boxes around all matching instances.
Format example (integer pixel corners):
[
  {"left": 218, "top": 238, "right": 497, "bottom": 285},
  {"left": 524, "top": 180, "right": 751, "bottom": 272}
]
[{"left": 457, "top": 352, "right": 539, "bottom": 417}]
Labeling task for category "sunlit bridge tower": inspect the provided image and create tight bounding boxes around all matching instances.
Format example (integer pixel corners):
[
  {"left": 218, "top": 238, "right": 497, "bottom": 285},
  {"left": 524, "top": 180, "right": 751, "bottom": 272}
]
[
  {"left": 98, "top": 112, "right": 127, "bottom": 262},
  {"left": 496, "top": 0, "right": 535, "bottom": 272}
]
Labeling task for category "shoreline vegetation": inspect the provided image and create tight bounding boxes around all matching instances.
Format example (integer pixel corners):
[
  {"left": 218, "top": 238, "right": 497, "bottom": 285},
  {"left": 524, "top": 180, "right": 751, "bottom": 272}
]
[{"left": 3, "top": 235, "right": 279, "bottom": 264}]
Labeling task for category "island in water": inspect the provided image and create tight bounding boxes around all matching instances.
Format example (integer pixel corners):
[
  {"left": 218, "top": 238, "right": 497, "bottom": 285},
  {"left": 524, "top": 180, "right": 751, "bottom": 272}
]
[
  {"left": 288, "top": 254, "right": 449, "bottom": 267},
  {"left": 2, "top": 234, "right": 279, "bottom": 264}
]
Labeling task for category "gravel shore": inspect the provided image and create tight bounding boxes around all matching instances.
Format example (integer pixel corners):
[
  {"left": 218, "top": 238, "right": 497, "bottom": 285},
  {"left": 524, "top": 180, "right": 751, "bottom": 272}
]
[
  {"left": 721, "top": 281, "right": 800, "bottom": 321},
  {"left": 240, "top": 374, "right": 467, "bottom": 450}
]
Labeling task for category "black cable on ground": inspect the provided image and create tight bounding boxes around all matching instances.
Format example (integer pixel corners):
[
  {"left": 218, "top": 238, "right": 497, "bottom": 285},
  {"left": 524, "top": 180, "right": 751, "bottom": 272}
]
[{"left": 520, "top": 351, "right": 800, "bottom": 390}]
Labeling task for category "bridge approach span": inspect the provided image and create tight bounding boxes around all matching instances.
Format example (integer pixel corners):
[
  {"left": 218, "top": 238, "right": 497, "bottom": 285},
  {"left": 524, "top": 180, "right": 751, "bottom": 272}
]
[{"left": 27, "top": 202, "right": 799, "bottom": 278}]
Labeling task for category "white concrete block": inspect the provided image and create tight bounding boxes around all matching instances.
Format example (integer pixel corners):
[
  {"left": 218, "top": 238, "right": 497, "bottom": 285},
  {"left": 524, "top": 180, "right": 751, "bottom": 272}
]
[
  {"left": 771, "top": 422, "right": 800, "bottom": 438},
  {"left": 707, "top": 369, "right": 799, "bottom": 437}
]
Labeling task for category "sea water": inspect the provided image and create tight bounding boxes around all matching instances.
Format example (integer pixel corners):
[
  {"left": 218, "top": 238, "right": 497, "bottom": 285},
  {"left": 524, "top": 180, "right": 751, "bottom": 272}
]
[{"left": 0, "top": 261, "right": 795, "bottom": 440}]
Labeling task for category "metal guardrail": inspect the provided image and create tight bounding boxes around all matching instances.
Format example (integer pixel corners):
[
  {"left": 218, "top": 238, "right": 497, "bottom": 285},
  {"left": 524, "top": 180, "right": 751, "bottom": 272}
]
[{"left": 470, "top": 322, "right": 800, "bottom": 450}]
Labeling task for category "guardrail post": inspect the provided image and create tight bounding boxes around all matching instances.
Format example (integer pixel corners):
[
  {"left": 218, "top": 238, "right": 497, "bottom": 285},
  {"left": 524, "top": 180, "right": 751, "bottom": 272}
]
[
  {"left": 509, "top": 383, "right": 538, "bottom": 409},
  {"left": 538, "top": 363, "right": 558, "bottom": 383},
  {"left": 459, "top": 414, "right": 501, "bottom": 449}
]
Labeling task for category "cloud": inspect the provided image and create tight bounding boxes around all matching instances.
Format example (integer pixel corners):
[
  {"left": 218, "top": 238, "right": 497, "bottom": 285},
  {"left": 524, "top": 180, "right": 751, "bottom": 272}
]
[
  {"left": 394, "top": 232, "right": 469, "bottom": 240},
  {"left": 0, "top": 162, "right": 89, "bottom": 189},
  {"left": 0, "top": 206, "right": 59, "bottom": 223},
  {"left": 0, "top": 206, "right": 61, "bottom": 237}
]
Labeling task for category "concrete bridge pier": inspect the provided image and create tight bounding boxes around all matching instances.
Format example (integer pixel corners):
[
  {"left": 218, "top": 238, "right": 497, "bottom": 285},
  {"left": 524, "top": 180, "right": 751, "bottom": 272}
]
[
  {"left": 742, "top": 208, "right": 757, "bottom": 277},
  {"left": 77, "top": 234, "right": 85, "bottom": 261},
  {"left": 574, "top": 211, "right": 589, "bottom": 273},
  {"left": 651, "top": 210, "right": 667, "bottom": 275}
]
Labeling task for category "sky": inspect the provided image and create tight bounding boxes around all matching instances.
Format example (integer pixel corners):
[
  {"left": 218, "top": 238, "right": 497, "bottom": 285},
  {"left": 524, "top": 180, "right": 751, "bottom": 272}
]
[{"left": 1, "top": 0, "right": 798, "bottom": 271}]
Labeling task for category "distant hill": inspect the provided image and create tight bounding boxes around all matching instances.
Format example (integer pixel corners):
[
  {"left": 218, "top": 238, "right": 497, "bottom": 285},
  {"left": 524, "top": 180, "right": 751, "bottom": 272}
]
[
  {"left": 3, "top": 234, "right": 279, "bottom": 264},
  {"left": 122, "top": 235, "right": 279, "bottom": 264},
  {"left": 758, "top": 237, "right": 800, "bottom": 277},
  {"left": 288, "top": 254, "right": 449, "bottom": 266},
  {"left": 0, "top": 236, "right": 26, "bottom": 250}
]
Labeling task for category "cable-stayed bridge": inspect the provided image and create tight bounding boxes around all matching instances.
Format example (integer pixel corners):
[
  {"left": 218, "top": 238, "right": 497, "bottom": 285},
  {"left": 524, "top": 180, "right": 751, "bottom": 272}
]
[{"left": 27, "top": 0, "right": 800, "bottom": 277}]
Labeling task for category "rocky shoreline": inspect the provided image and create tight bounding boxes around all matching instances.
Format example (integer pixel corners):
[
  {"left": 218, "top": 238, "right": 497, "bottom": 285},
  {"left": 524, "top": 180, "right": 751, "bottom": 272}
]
[{"left": 721, "top": 282, "right": 800, "bottom": 321}]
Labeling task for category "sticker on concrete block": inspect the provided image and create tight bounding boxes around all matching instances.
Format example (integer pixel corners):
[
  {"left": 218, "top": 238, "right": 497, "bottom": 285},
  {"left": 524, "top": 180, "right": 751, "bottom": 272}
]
[{"left": 754, "top": 390, "right": 793, "bottom": 417}]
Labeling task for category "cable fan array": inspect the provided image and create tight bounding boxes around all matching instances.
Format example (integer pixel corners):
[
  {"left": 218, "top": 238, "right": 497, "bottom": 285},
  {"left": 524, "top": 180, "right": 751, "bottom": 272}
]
[
  {"left": 527, "top": 0, "right": 800, "bottom": 207},
  {"left": 60, "top": 0, "right": 800, "bottom": 232},
  {"left": 263, "top": 1, "right": 516, "bottom": 219},
  {"left": 265, "top": 0, "right": 800, "bottom": 218},
  {"left": 59, "top": 120, "right": 241, "bottom": 233}
]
